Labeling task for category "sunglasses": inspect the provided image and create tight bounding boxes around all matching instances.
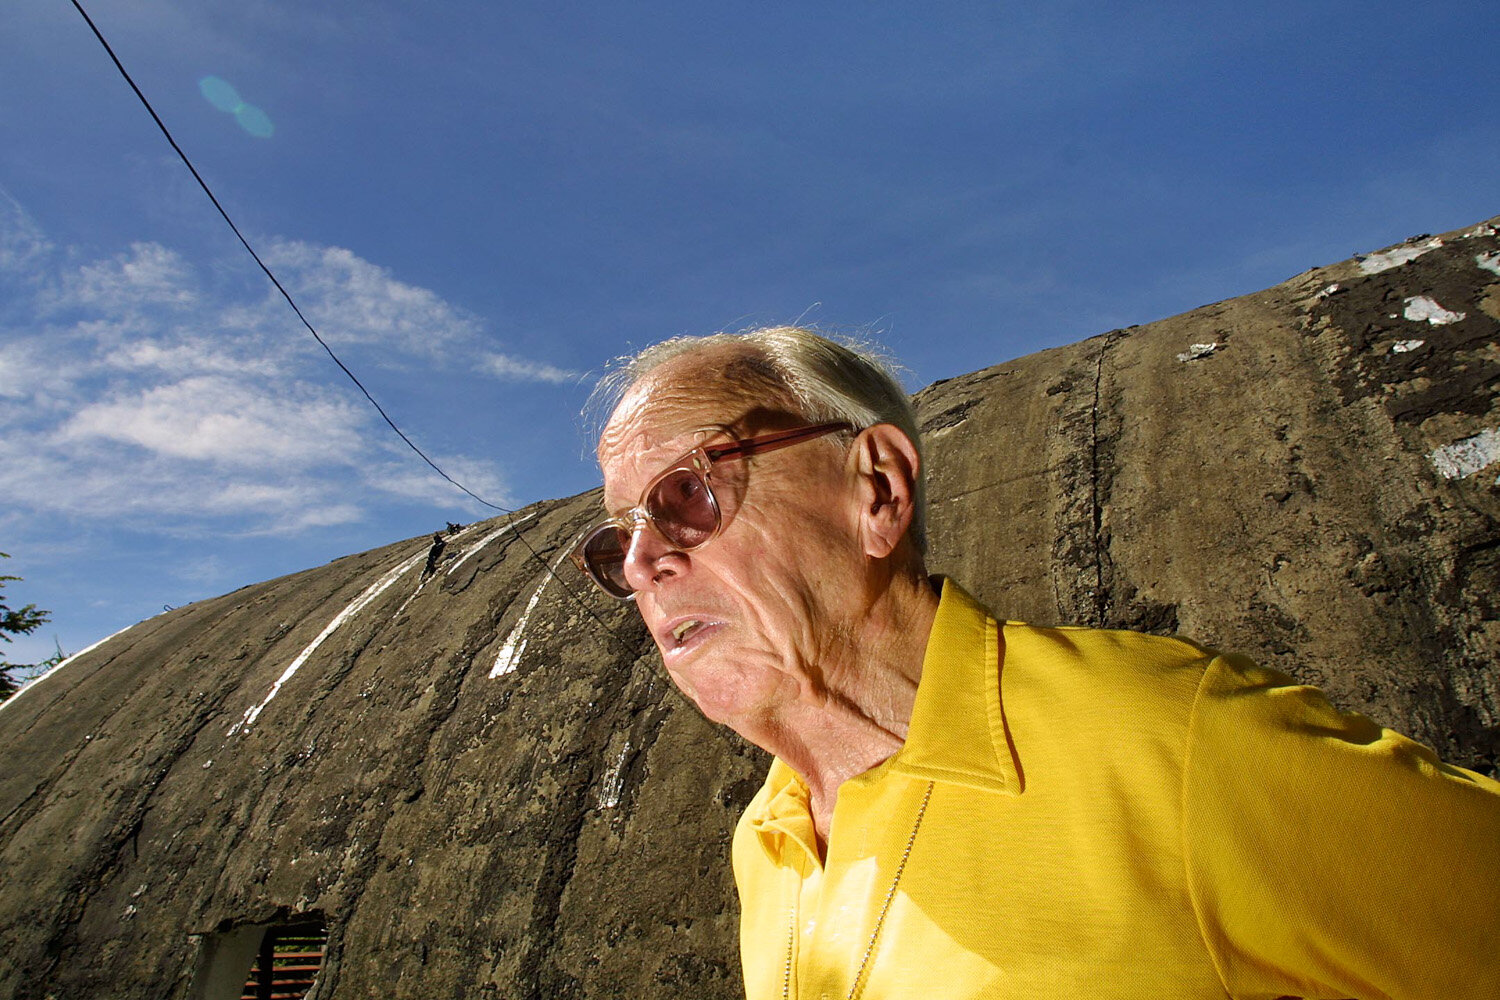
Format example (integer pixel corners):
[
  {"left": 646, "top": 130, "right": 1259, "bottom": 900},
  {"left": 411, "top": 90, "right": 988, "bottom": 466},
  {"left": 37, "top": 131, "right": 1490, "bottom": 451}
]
[{"left": 571, "top": 421, "right": 854, "bottom": 599}]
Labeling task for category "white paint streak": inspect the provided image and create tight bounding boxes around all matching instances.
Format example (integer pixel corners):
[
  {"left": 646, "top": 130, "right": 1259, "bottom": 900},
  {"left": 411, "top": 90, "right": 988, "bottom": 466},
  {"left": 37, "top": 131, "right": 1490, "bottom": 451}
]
[
  {"left": 1477, "top": 252, "right": 1500, "bottom": 277},
  {"left": 0, "top": 620, "right": 144, "bottom": 715},
  {"left": 389, "top": 518, "right": 530, "bottom": 621},
  {"left": 389, "top": 574, "right": 432, "bottom": 622},
  {"left": 445, "top": 511, "right": 541, "bottom": 579},
  {"left": 490, "top": 547, "right": 572, "bottom": 679},
  {"left": 1403, "top": 296, "right": 1466, "bottom": 326},
  {"left": 1358, "top": 238, "right": 1443, "bottom": 274},
  {"left": 491, "top": 582, "right": 545, "bottom": 678},
  {"left": 1390, "top": 339, "right": 1425, "bottom": 354},
  {"left": 1430, "top": 428, "right": 1500, "bottom": 481},
  {"left": 492, "top": 634, "right": 529, "bottom": 678},
  {"left": 1176, "top": 342, "right": 1220, "bottom": 362},
  {"left": 229, "top": 547, "right": 428, "bottom": 735},
  {"left": 598, "top": 740, "right": 631, "bottom": 809}
]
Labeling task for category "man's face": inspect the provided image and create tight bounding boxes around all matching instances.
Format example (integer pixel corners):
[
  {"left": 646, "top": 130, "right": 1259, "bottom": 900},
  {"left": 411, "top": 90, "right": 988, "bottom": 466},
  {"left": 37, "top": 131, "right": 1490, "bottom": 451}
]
[{"left": 597, "top": 353, "right": 865, "bottom": 731}]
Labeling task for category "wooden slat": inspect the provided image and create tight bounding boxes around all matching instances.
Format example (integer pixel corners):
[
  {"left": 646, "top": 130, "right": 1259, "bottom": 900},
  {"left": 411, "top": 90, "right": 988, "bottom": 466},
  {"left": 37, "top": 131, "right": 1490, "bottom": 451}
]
[{"left": 240, "top": 932, "right": 327, "bottom": 1000}]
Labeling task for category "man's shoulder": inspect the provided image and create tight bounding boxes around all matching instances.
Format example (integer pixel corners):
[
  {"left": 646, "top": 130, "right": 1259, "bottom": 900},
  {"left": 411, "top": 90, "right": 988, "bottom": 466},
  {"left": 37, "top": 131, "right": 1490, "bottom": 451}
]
[
  {"left": 1001, "top": 619, "right": 1217, "bottom": 674},
  {"left": 938, "top": 578, "right": 1217, "bottom": 675},
  {"left": 933, "top": 578, "right": 1225, "bottom": 710},
  {"left": 992, "top": 620, "right": 1227, "bottom": 736}
]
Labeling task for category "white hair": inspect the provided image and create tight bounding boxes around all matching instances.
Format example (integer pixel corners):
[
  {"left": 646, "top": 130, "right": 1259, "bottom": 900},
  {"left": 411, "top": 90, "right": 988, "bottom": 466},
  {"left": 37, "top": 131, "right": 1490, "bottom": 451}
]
[{"left": 589, "top": 326, "right": 927, "bottom": 551}]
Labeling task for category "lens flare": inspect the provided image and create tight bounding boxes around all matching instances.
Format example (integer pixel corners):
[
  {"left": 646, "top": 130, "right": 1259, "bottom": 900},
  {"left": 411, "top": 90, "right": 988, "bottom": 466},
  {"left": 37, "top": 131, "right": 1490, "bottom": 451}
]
[
  {"left": 235, "top": 105, "right": 274, "bottom": 139},
  {"left": 197, "top": 75, "right": 274, "bottom": 139},
  {"left": 198, "top": 75, "right": 241, "bottom": 112}
]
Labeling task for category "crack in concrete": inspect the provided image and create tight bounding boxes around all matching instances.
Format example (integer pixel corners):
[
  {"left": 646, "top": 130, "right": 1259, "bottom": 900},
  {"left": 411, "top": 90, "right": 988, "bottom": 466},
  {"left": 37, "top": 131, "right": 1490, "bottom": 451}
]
[{"left": 1086, "top": 331, "right": 1125, "bottom": 626}]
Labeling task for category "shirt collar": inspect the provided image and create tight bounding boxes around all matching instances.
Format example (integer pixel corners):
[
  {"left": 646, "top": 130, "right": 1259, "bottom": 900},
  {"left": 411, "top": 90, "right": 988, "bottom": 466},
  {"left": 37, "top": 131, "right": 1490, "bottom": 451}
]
[
  {"left": 748, "top": 759, "right": 822, "bottom": 869},
  {"left": 882, "top": 577, "right": 1023, "bottom": 796},
  {"left": 745, "top": 578, "right": 1024, "bottom": 865}
]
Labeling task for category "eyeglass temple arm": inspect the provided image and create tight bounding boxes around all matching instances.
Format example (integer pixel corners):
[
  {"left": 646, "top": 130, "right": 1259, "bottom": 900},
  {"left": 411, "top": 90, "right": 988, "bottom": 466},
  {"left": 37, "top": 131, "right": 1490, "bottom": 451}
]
[{"left": 702, "top": 422, "right": 853, "bottom": 463}]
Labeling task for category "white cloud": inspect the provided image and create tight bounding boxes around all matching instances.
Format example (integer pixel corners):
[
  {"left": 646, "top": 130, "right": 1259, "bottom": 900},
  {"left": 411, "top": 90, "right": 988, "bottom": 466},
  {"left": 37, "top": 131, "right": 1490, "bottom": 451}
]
[
  {"left": 0, "top": 425, "right": 375, "bottom": 539},
  {"left": 47, "top": 242, "right": 200, "bottom": 313},
  {"left": 0, "top": 209, "right": 568, "bottom": 537},
  {"left": 0, "top": 189, "right": 52, "bottom": 274},
  {"left": 265, "top": 239, "right": 485, "bottom": 355},
  {"left": 478, "top": 352, "right": 580, "bottom": 384},
  {"left": 0, "top": 341, "right": 52, "bottom": 400},
  {"left": 101, "top": 339, "right": 285, "bottom": 378},
  {"left": 364, "top": 451, "right": 512, "bottom": 512},
  {"left": 58, "top": 375, "right": 365, "bottom": 467}
]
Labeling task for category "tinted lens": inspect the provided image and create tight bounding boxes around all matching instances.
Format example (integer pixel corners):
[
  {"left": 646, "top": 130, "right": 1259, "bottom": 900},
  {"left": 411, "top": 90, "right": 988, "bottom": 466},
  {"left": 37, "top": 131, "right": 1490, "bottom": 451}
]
[
  {"left": 646, "top": 468, "right": 719, "bottom": 548},
  {"left": 581, "top": 525, "right": 633, "bottom": 598}
]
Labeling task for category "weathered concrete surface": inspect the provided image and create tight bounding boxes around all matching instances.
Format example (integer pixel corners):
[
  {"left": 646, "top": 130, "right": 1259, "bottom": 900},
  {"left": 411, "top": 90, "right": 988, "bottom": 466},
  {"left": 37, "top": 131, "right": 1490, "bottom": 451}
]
[
  {"left": 0, "top": 215, "right": 1496, "bottom": 999},
  {"left": 919, "top": 216, "right": 1500, "bottom": 773},
  {"left": 0, "top": 499, "right": 759, "bottom": 999}
]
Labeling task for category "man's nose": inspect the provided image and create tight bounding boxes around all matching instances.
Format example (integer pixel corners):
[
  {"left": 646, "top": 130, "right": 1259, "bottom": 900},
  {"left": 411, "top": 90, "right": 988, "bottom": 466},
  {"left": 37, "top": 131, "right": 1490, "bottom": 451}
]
[{"left": 620, "top": 518, "right": 685, "bottom": 593}]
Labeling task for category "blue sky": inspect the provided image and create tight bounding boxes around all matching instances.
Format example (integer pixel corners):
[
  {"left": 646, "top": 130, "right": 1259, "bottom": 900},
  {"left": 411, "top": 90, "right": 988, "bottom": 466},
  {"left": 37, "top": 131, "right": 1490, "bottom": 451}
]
[{"left": 2, "top": 0, "right": 1497, "bottom": 667}]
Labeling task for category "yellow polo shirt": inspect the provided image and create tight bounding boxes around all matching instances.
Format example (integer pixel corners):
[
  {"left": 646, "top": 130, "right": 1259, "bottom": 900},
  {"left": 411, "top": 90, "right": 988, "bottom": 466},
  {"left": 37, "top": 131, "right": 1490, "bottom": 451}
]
[{"left": 732, "top": 579, "right": 1500, "bottom": 999}]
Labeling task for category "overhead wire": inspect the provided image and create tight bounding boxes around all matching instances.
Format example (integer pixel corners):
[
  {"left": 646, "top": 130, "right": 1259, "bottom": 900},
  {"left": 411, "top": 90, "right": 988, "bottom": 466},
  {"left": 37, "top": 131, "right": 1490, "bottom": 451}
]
[{"left": 68, "top": 0, "right": 639, "bottom": 655}]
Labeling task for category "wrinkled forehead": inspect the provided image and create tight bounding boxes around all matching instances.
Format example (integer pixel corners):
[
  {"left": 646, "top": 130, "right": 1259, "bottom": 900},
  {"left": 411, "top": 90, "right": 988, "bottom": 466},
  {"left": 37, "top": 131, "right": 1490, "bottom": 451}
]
[{"left": 596, "top": 348, "right": 800, "bottom": 496}]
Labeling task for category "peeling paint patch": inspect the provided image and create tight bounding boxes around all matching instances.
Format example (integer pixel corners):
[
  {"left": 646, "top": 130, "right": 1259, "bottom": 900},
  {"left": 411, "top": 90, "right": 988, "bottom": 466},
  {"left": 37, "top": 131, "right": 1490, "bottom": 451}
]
[
  {"left": 230, "top": 547, "right": 428, "bottom": 736},
  {"left": 490, "top": 548, "right": 571, "bottom": 678},
  {"left": 1430, "top": 428, "right": 1500, "bottom": 481},
  {"left": 1176, "top": 342, "right": 1220, "bottom": 362},
  {"left": 1357, "top": 237, "right": 1443, "bottom": 274},
  {"left": 1390, "top": 339, "right": 1426, "bottom": 354},
  {"left": 1478, "top": 252, "right": 1500, "bottom": 277},
  {"left": 598, "top": 740, "right": 631, "bottom": 809},
  {"left": 1403, "top": 296, "right": 1466, "bottom": 326}
]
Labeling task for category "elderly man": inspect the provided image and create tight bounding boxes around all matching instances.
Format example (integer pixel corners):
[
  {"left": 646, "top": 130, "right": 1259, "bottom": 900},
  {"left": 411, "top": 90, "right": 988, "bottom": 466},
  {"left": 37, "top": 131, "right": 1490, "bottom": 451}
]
[{"left": 572, "top": 326, "right": 1500, "bottom": 1000}]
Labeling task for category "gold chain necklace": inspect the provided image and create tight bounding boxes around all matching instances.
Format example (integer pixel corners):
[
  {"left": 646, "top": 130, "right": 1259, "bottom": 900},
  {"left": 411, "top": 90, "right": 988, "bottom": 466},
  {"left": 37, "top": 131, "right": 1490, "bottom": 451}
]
[{"left": 781, "top": 781, "right": 935, "bottom": 1000}]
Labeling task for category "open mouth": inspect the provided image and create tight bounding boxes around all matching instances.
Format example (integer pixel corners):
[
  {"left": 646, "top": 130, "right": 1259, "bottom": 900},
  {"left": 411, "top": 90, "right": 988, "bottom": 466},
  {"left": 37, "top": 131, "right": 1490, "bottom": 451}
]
[
  {"left": 666, "top": 617, "right": 720, "bottom": 649},
  {"left": 671, "top": 619, "right": 706, "bottom": 645}
]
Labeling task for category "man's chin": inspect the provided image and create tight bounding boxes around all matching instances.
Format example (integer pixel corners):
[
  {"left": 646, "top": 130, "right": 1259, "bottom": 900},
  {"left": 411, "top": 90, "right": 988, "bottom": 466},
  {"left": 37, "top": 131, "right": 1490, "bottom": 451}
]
[
  {"left": 662, "top": 656, "right": 733, "bottom": 719},
  {"left": 667, "top": 665, "right": 786, "bottom": 734}
]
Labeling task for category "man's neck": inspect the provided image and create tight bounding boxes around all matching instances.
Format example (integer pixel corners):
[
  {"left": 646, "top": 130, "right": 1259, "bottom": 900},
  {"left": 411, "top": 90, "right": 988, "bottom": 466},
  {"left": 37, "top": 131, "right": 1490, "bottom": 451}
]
[{"left": 740, "top": 568, "right": 940, "bottom": 848}]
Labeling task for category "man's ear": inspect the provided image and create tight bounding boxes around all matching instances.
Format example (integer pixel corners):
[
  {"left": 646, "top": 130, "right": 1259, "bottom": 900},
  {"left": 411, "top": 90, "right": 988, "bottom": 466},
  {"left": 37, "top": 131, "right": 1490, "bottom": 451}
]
[{"left": 849, "top": 424, "right": 921, "bottom": 560}]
